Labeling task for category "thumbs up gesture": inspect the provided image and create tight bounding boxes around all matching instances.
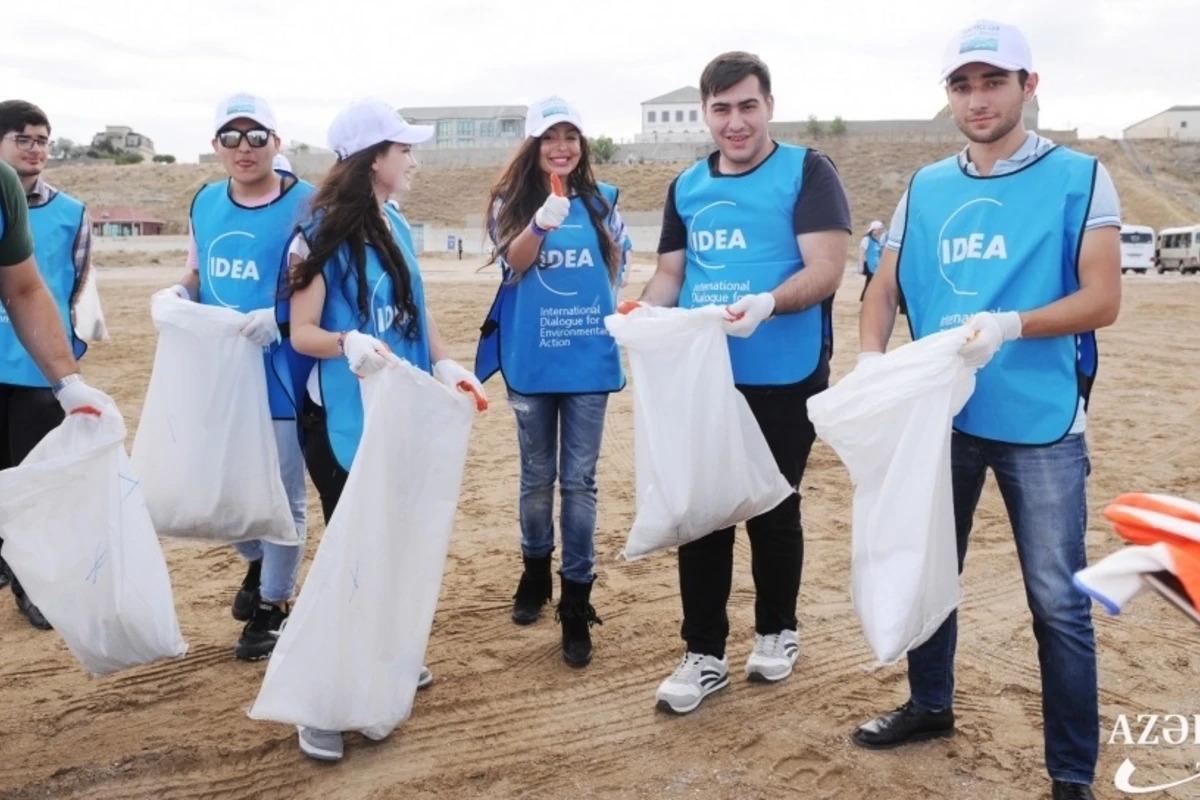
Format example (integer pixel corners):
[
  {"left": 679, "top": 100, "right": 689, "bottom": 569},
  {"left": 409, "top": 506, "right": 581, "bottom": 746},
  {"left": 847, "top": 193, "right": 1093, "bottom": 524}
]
[{"left": 534, "top": 173, "right": 570, "bottom": 232}]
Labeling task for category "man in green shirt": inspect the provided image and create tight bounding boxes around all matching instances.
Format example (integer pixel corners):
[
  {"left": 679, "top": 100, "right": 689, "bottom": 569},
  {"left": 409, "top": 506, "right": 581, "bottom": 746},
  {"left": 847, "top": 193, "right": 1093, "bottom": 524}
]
[{"left": 0, "top": 158, "right": 115, "bottom": 627}]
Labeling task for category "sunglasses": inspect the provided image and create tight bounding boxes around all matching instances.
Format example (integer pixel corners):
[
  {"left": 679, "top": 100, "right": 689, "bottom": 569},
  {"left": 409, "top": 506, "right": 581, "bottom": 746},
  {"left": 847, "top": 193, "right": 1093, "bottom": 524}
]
[{"left": 217, "top": 127, "right": 272, "bottom": 149}]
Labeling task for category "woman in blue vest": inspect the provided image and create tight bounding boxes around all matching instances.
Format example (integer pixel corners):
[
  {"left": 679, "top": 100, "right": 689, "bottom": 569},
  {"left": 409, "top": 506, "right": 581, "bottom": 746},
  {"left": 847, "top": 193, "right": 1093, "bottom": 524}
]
[
  {"left": 474, "top": 95, "right": 631, "bottom": 668},
  {"left": 283, "top": 98, "right": 487, "bottom": 763},
  {"left": 859, "top": 220, "right": 885, "bottom": 300}
]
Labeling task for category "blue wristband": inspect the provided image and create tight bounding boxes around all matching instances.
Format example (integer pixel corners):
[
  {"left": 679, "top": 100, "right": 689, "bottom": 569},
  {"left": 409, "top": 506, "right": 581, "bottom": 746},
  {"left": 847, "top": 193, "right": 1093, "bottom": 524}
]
[{"left": 529, "top": 219, "right": 549, "bottom": 237}]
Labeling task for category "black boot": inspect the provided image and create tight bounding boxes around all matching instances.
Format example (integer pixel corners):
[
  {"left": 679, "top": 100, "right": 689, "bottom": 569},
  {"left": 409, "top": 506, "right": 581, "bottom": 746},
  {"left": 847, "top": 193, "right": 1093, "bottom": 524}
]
[
  {"left": 511, "top": 554, "right": 552, "bottom": 625},
  {"left": 232, "top": 558, "right": 262, "bottom": 622},
  {"left": 12, "top": 575, "right": 51, "bottom": 631},
  {"left": 556, "top": 577, "right": 602, "bottom": 668}
]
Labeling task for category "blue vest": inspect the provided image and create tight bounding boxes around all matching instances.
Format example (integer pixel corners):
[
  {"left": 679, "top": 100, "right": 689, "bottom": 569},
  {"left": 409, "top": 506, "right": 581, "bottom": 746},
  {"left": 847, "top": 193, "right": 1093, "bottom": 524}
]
[
  {"left": 191, "top": 178, "right": 314, "bottom": 419},
  {"left": 0, "top": 192, "right": 86, "bottom": 387},
  {"left": 865, "top": 235, "right": 883, "bottom": 274},
  {"left": 474, "top": 183, "right": 624, "bottom": 394},
  {"left": 675, "top": 144, "right": 827, "bottom": 386},
  {"left": 314, "top": 206, "right": 432, "bottom": 471},
  {"left": 897, "top": 146, "right": 1098, "bottom": 445}
]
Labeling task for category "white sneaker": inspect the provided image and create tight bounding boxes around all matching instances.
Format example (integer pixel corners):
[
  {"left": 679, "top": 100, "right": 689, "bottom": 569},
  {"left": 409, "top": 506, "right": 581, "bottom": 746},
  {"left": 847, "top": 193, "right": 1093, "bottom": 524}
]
[
  {"left": 655, "top": 652, "right": 729, "bottom": 714},
  {"left": 297, "top": 726, "right": 344, "bottom": 761},
  {"left": 745, "top": 629, "right": 800, "bottom": 683},
  {"left": 418, "top": 665, "right": 433, "bottom": 689}
]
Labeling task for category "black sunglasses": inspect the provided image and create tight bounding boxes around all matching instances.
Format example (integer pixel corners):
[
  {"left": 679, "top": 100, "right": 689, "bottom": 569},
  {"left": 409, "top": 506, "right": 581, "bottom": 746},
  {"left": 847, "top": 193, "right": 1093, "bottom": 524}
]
[{"left": 217, "top": 127, "right": 272, "bottom": 149}]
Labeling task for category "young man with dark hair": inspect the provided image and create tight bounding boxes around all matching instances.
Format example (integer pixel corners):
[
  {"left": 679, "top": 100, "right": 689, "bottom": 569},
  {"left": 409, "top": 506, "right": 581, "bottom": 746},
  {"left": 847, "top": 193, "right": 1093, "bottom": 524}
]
[
  {"left": 627, "top": 51, "right": 851, "bottom": 714},
  {"left": 853, "top": 20, "right": 1120, "bottom": 800},
  {"left": 0, "top": 99, "right": 95, "bottom": 629}
]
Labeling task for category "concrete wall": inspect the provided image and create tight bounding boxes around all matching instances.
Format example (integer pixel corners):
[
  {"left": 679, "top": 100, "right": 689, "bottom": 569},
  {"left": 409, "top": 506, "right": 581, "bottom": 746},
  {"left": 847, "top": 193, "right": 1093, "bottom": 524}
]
[{"left": 1125, "top": 111, "right": 1200, "bottom": 140}]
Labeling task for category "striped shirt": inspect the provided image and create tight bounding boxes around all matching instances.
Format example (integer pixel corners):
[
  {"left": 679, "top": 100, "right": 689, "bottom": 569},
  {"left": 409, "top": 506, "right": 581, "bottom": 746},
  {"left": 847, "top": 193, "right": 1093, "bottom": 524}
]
[{"left": 27, "top": 175, "right": 92, "bottom": 309}]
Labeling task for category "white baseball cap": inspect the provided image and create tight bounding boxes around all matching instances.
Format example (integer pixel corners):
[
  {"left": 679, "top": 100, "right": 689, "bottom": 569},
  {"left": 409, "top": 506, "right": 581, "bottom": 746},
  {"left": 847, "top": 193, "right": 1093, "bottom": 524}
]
[
  {"left": 525, "top": 95, "right": 585, "bottom": 138},
  {"left": 327, "top": 99, "right": 434, "bottom": 160},
  {"left": 214, "top": 92, "right": 277, "bottom": 134},
  {"left": 939, "top": 19, "right": 1033, "bottom": 83},
  {"left": 272, "top": 154, "right": 294, "bottom": 175},
  {"left": 868, "top": 220, "right": 885, "bottom": 232}
]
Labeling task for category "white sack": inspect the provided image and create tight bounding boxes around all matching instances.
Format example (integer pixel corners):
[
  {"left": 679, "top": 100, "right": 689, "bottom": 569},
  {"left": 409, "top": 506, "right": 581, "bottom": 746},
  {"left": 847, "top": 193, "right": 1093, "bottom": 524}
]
[
  {"left": 74, "top": 269, "right": 111, "bottom": 343},
  {"left": 0, "top": 408, "right": 187, "bottom": 676},
  {"left": 249, "top": 360, "right": 474, "bottom": 739},
  {"left": 131, "top": 296, "right": 297, "bottom": 545},
  {"left": 807, "top": 328, "right": 976, "bottom": 664},
  {"left": 604, "top": 305, "right": 793, "bottom": 560}
]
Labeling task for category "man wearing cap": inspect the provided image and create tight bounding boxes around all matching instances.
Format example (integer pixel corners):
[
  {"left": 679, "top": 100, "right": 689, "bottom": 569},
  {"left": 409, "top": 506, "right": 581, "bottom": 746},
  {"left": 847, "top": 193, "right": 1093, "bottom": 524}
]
[
  {"left": 628, "top": 51, "right": 851, "bottom": 714},
  {"left": 858, "top": 220, "right": 885, "bottom": 300},
  {"left": 854, "top": 20, "right": 1120, "bottom": 800},
  {"left": 153, "top": 92, "right": 316, "bottom": 662}
]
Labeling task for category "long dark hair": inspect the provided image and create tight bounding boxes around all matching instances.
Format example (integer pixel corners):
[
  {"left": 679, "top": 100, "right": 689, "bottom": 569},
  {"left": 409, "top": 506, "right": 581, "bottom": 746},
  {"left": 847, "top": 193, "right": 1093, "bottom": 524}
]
[
  {"left": 485, "top": 133, "right": 621, "bottom": 283},
  {"left": 289, "top": 142, "right": 419, "bottom": 339}
]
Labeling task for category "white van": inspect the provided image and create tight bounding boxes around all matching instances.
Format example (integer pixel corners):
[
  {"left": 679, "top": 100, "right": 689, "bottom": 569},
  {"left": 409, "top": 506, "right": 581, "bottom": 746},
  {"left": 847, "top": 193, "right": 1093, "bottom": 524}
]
[
  {"left": 1119, "top": 224, "right": 1156, "bottom": 274},
  {"left": 1156, "top": 225, "right": 1200, "bottom": 274}
]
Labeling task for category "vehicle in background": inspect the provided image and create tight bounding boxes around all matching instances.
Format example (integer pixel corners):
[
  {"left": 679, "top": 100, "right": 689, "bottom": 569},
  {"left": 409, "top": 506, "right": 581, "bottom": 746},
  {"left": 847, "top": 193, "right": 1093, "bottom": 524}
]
[
  {"left": 1119, "top": 224, "right": 1156, "bottom": 274},
  {"left": 1156, "top": 225, "right": 1200, "bottom": 274}
]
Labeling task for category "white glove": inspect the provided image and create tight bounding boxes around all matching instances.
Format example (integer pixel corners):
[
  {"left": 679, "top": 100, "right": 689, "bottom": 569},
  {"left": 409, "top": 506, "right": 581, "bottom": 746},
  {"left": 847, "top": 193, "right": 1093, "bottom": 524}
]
[
  {"left": 856, "top": 351, "right": 883, "bottom": 368},
  {"left": 55, "top": 376, "right": 116, "bottom": 417},
  {"left": 343, "top": 331, "right": 391, "bottom": 378},
  {"left": 533, "top": 194, "right": 570, "bottom": 231},
  {"left": 433, "top": 359, "right": 489, "bottom": 411},
  {"left": 151, "top": 284, "right": 189, "bottom": 308},
  {"left": 240, "top": 308, "right": 279, "bottom": 348},
  {"left": 722, "top": 292, "right": 775, "bottom": 337},
  {"left": 959, "top": 311, "right": 1022, "bottom": 368}
]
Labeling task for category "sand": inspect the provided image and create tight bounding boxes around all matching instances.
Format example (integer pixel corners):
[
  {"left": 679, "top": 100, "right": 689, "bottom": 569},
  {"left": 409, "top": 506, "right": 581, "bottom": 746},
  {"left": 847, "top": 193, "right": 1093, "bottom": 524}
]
[{"left": 1, "top": 256, "right": 1199, "bottom": 800}]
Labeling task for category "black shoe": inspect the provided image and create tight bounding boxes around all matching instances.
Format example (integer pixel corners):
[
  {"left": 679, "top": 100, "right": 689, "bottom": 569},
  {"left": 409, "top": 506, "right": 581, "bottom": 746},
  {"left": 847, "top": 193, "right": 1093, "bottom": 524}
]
[
  {"left": 512, "top": 554, "right": 552, "bottom": 625},
  {"left": 0, "top": 557, "right": 10, "bottom": 591},
  {"left": 16, "top": 592, "right": 51, "bottom": 631},
  {"left": 234, "top": 600, "right": 288, "bottom": 661},
  {"left": 555, "top": 576, "right": 602, "bottom": 668},
  {"left": 851, "top": 700, "right": 955, "bottom": 750},
  {"left": 232, "top": 558, "right": 262, "bottom": 622},
  {"left": 1052, "top": 781, "right": 1094, "bottom": 799}
]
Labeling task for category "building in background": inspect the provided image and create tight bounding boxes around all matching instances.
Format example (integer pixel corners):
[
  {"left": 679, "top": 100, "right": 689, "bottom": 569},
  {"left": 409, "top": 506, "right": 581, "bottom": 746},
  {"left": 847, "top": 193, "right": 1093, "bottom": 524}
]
[
  {"left": 1124, "top": 106, "right": 1200, "bottom": 140},
  {"left": 636, "top": 87, "right": 707, "bottom": 143},
  {"left": 91, "top": 205, "right": 165, "bottom": 236},
  {"left": 90, "top": 126, "right": 156, "bottom": 159},
  {"left": 399, "top": 105, "right": 528, "bottom": 149}
]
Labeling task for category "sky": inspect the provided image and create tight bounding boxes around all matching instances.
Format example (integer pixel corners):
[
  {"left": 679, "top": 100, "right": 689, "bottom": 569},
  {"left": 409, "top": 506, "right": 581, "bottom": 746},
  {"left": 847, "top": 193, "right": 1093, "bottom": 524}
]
[{"left": 4, "top": 0, "right": 1197, "bottom": 163}]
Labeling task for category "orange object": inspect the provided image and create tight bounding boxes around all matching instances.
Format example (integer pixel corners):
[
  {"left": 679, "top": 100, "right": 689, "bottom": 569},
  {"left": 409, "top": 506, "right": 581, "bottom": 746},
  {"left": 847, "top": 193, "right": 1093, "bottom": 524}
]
[
  {"left": 458, "top": 381, "right": 489, "bottom": 412},
  {"left": 550, "top": 173, "right": 565, "bottom": 197},
  {"left": 1103, "top": 493, "right": 1200, "bottom": 612},
  {"left": 69, "top": 406, "right": 102, "bottom": 417},
  {"left": 617, "top": 300, "right": 642, "bottom": 315}
]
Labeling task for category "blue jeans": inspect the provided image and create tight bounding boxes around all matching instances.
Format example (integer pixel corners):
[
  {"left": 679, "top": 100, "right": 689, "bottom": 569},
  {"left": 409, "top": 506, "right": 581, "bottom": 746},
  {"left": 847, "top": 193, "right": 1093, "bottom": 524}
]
[
  {"left": 232, "top": 419, "right": 308, "bottom": 603},
  {"left": 508, "top": 390, "right": 608, "bottom": 584},
  {"left": 907, "top": 432, "right": 1097, "bottom": 784}
]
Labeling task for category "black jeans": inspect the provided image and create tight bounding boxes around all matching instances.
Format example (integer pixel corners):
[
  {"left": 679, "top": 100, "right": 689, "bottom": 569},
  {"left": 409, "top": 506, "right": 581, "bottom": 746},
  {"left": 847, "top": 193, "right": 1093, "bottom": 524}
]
[
  {"left": 0, "top": 383, "right": 65, "bottom": 601},
  {"left": 677, "top": 381, "right": 823, "bottom": 659},
  {"left": 299, "top": 395, "right": 349, "bottom": 526}
]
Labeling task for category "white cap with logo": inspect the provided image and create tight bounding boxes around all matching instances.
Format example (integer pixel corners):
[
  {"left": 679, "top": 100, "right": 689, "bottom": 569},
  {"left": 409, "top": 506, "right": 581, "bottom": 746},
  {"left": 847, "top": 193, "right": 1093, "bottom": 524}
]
[
  {"left": 327, "top": 99, "right": 434, "bottom": 161},
  {"left": 214, "top": 92, "right": 278, "bottom": 134},
  {"left": 525, "top": 95, "right": 585, "bottom": 138},
  {"left": 939, "top": 19, "right": 1033, "bottom": 83}
]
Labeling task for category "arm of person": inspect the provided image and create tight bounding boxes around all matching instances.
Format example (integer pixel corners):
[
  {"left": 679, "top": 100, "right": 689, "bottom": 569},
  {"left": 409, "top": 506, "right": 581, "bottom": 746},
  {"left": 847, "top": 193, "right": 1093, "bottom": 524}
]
[
  {"left": 500, "top": 224, "right": 546, "bottom": 275},
  {"left": 170, "top": 222, "right": 201, "bottom": 299},
  {"left": 859, "top": 248, "right": 902, "bottom": 353},
  {"left": 1017, "top": 225, "right": 1121, "bottom": 337},
  {"left": 638, "top": 178, "right": 687, "bottom": 307},
  {"left": 0, "top": 258, "right": 80, "bottom": 382},
  {"left": 427, "top": 308, "right": 451, "bottom": 363},
  {"left": 69, "top": 210, "right": 93, "bottom": 319},
  {"left": 287, "top": 262, "right": 343, "bottom": 359}
]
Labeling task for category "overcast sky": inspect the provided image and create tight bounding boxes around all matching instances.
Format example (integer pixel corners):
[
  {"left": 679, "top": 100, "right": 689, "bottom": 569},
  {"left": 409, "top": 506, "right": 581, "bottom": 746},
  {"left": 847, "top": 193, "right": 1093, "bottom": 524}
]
[{"left": 4, "top": 0, "right": 1196, "bottom": 163}]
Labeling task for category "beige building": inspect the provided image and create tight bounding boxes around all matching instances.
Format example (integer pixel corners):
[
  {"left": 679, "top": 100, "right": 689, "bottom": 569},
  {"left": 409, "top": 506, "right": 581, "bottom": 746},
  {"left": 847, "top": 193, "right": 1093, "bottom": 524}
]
[
  {"left": 1124, "top": 106, "right": 1200, "bottom": 140},
  {"left": 636, "top": 87, "right": 707, "bottom": 143},
  {"left": 91, "top": 125, "right": 155, "bottom": 158},
  {"left": 399, "top": 105, "right": 528, "bottom": 149}
]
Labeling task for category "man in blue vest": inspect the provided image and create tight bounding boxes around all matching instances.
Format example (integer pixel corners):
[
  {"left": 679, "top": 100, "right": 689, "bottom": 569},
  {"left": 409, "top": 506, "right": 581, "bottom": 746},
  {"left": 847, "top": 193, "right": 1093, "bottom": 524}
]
[
  {"left": 0, "top": 99, "right": 94, "bottom": 630},
  {"left": 853, "top": 20, "right": 1120, "bottom": 800},
  {"left": 629, "top": 52, "right": 851, "bottom": 714},
  {"left": 154, "top": 92, "right": 314, "bottom": 662}
]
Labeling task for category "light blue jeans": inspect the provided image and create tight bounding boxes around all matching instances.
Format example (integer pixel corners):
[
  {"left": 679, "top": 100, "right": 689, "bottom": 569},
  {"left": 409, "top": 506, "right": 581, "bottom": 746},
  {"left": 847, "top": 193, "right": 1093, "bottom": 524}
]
[
  {"left": 508, "top": 390, "right": 608, "bottom": 584},
  {"left": 232, "top": 419, "right": 308, "bottom": 602}
]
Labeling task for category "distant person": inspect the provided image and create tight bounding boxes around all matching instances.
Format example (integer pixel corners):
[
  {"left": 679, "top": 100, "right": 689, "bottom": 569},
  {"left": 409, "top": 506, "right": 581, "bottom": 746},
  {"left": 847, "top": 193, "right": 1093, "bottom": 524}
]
[
  {"left": 624, "top": 52, "right": 851, "bottom": 713},
  {"left": 273, "top": 153, "right": 296, "bottom": 178},
  {"left": 0, "top": 99, "right": 95, "bottom": 629},
  {"left": 153, "top": 92, "right": 315, "bottom": 662},
  {"left": 474, "top": 95, "right": 631, "bottom": 668},
  {"left": 855, "top": 20, "right": 1120, "bottom": 800},
  {"left": 283, "top": 97, "right": 487, "bottom": 762},
  {"left": 858, "top": 219, "right": 885, "bottom": 300},
  {"left": 457, "top": 235, "right": 463, "bottom": 260}
]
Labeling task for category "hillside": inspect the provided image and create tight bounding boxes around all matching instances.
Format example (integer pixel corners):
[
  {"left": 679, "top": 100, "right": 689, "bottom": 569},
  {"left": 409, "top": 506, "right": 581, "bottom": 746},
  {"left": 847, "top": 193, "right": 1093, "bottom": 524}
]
[{"left": 43, "top": 138, "right": 1200, "bottom": 239}]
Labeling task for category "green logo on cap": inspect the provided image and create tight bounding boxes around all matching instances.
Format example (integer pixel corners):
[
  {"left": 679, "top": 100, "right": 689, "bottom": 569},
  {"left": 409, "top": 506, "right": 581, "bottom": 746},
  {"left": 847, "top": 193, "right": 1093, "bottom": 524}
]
[{"left": 960, "top": 36, "right": 999, "bottom": 53}]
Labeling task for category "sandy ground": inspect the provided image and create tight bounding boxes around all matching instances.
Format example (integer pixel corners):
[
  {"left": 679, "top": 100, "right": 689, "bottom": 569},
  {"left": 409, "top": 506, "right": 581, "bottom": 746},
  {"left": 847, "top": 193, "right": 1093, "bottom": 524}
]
[{"left": 1, "top": 255, "right": 1199, "bottom": 800}]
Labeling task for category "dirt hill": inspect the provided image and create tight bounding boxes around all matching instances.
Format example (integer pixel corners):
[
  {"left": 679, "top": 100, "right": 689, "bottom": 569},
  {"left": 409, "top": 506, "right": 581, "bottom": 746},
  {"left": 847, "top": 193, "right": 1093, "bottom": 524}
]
[{"left": 43, "top": 138, "right": 1200, "bottom": 239}]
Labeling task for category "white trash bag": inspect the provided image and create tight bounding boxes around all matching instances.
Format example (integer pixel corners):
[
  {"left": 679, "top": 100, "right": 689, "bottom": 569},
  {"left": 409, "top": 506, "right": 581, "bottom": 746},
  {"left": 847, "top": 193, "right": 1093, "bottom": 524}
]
[
  {"left": 249, "top": 359, "right": 475, "bottom": 739},
  {"left": 132, "top": 296, "right": 297, "bottom": 546},
  {"left": 0, "top": 408, "right": 187, "bottom": 676},
  {"left": 807, "top": 328, "right": 976, "bottom": 664},
  {"left": 604, "top": 305, "right": 793, "bottom": 560},
  {"left": 74, "top": 269, "right": 111, "bottom": 343}
]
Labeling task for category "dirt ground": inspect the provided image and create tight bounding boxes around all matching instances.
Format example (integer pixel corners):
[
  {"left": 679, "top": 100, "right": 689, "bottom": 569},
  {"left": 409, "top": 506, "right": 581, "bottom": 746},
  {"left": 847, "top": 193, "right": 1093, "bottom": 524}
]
[{"left": 1, "top": 256, "right": 1199, "bottom": 800}]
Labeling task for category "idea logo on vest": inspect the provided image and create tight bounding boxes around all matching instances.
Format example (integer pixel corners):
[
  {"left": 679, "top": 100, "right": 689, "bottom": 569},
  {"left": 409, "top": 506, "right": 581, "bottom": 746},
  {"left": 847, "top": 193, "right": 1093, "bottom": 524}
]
[
  {"left": 688, "top": 200, "right": 748, "bottom": 270},
  {"left": 205, "top": 230, "right": 263, "bottom": 309},
  {"left": 937, "top": 198, "right": 1010, "bottom": 297}
]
